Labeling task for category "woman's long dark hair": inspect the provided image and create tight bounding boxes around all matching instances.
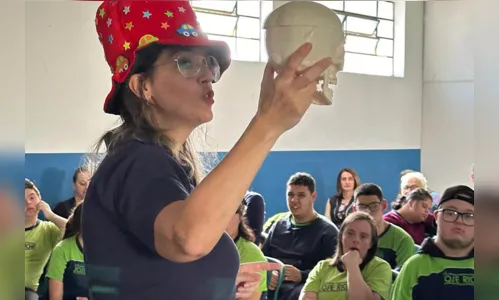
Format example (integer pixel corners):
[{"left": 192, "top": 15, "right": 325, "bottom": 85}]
[
  {"left": 63, "top": 202, "right": 83, "bottom": 239},
  {"left": 391, "top": 188, "right": 433, "bottom": 210},
  {"left": 330, "top": 212, "right": 378, "bottom": 269},
  {"left": 236, "top": 203, "right": 255, "bottom": 242}
]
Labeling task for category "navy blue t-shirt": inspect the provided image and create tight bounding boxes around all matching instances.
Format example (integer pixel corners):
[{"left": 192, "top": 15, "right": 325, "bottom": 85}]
[{"left": 82, "top": 139, "right": 240, "bottom": 300}]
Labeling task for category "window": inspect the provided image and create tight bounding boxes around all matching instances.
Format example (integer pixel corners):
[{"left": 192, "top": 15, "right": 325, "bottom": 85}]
[
  {"left": 316, "top": 1, "right": 398, "bottom": 77},
  {"left": 191, "top": 1, "right": 273, "bottom": 62}
]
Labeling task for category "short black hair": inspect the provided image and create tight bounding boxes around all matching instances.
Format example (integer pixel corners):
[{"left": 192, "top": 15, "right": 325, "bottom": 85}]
[
  {"left": 354, "top": 183, "right": 383, "bottom": 201},
  {"left": 287, "top": 172, "right": 316, "bottom": 193}
]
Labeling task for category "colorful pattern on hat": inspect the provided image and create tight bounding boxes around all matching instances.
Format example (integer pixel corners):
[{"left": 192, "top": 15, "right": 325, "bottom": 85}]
[{"left": 94, "top": 0, "right": 231, "bottom": 114}]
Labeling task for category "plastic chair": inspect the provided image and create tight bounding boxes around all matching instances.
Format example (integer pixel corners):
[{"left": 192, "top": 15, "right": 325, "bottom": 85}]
[{"left": 263, "top": 257, "right": 286, "bottom": 300}]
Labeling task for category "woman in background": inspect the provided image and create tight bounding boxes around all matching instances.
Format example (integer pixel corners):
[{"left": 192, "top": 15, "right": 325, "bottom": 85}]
[
  {"left": 46, "top": 203, "right": 88, "bottom": 300},
  {"left": 53, "top": 167, "right": 90, "bottom": 219},
  {"left": 384, "top": 188, "right": 436, "bottom": 245},
  {"left": 325, "top": 168, "right": 360, "bottom": 227},
  {"left": 227, "top": 203, "right": 267, "bottom": 300},
  {"left": 300, "top": 212, "right": 392, "bottom": 300},
  {"left": 399, "top": 170, "right": 439, "bottom": 211}
]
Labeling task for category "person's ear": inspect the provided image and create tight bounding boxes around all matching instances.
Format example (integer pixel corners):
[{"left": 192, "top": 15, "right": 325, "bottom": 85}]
[
  {"left": 381, "top": 199, "right": 388, "bottom": 212},
  {"left": 129, "top": 74, "right": 153, "bottom": 104}
]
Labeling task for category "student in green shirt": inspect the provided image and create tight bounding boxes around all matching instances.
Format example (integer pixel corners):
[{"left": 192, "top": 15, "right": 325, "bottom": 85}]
[
  {"left": 227, "top": 203, "right": 267, "bottom": 300},
  {"left": 25, "top": 179, "right": 67, "bottom": 299},
  {"left": 300, "top": 212, "right": 392, "bottom": 300},
  {"left": 47, "top": 202, "right": 89, "bottom": 300},
  {"left": 351, "top": 183, "right": 415, "bottom": 270}
]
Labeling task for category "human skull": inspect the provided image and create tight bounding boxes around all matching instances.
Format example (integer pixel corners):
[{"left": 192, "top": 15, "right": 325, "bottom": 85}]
[{"left": 264, "top": 1, "right": 345, "bottom": 105}]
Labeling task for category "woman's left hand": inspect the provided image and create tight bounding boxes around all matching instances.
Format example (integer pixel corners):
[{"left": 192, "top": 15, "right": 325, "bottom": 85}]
[{"left": 236, "top": 262, "right": 281, "bottom": 299}]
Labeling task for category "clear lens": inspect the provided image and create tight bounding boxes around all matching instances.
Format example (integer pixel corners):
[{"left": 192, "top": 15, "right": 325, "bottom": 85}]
[{"left": 175, "top": 52, "right": 221, "bottom": 82}]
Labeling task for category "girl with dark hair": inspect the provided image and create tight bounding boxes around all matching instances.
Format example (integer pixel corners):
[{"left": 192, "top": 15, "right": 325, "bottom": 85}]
[
  {"left": 384, "top": 188, "right": 436, "bottom": 245},
  {"left": 46, "top": 203, "right": 88, "bottom": 300},
  {"left": 325, "top": 168, "right": 361, "bottom": 227},
  {"left": 300, "top": 212, "right": 392, "bottom": 300},
  {"left": 227, "top": 203, "right": 267, "bottom": 300}
]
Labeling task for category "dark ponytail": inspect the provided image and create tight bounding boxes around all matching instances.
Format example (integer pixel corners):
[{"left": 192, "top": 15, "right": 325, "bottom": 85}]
[
  {"left": 63, "top": 202, "right": 83, "bottom": 239},
  {"left": 392, "top": 188, "right": 433, "bottom": 210},
  {"left": 391, "top": 195, "right": 407, "bottom": 210}
]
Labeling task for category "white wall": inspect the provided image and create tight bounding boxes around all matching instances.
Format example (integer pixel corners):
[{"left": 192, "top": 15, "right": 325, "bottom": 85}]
[
  {"left": 1, "top": 0, "right": 25, "bottom": 150},
  {"left": 421, "top": 1, "right": 474, "bottom": 192},
  {"left": 23, "top": 1, "right": 424, "bottom": 154}
]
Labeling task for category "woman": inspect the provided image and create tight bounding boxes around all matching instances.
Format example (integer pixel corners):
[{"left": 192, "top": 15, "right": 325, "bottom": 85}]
[
  {"left": 46, "top": 203, "right": 88, "bottom": 300},
  {"left": 53, "top": 166, "right": 90, "bottom": 219},
  {"left": 227, "top": 203, "right": 268, "bottom": 300},
  {"left": 300, "top": 212, "right": 392, "bottom": 300},
  {"left": 81, "top": 1, "right": 333, "bottom": 299},
  {"left": 384, "top": 188, "right": 436, "bottom": 245},
  {"left": 325, "top": 168, "right": 360, "bottom": 227},
  {"left": 398, "top": 171, "right": 439, "bottom": 211}
]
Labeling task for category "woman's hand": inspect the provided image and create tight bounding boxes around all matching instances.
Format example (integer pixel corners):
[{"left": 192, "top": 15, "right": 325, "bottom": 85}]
[
  {"left": 236, "top": 262, "right": 281, "bottom": 299},
  {"left": 255, "top": 43, "right": 333, "bottom": 136},
  {"left": 341, "top": 250, "right": 362, "bottom": 270}
]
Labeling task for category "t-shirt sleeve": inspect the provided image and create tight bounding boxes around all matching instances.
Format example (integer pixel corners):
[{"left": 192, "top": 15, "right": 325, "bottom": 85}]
[
  {"left": 46, "top": 221, "right": 62, "bottom": 247},
  {"left": 46, "top": 242, "right": 67, "bottom": 281},
  {"left": 364, "top": 260, "right": 392, "bottom": 300},
  {"left": 302, "top": 260, "right": 326, "bottom": 293},
  {"left": 117, "top": 147, "right": 190, "bottom": 254},
  {"left": 396, "top": 233, "right": 416, "bottom": 268},
  {"left": 390, "top": 258, "right": 417, "bottom": 300}
]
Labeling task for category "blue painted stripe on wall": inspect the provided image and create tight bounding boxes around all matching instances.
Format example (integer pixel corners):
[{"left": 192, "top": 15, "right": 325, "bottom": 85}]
[{"left": 25, "top": 149, "right": 420, "bottom": 218}]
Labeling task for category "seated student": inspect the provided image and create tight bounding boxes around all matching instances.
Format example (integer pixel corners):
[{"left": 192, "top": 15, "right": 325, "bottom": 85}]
[
  {"left": 53, "top": 167, "right": 90, "bottom": 219},
  {"left": 262, "top": 172, "right": 339, "bottom": 300},
  {"left": 227, "top": 203, "right": 267, "bottom": 300},
  {"left": 391, "top": 185, "right": 474, "bottom": 300},
  {"left": 352, "top": 183, "right": 415, "bottom": 270},
  {"left": 384, "top": 188, "right": 436, "bottom": 245},
  {"left": 243, "top": 191, "right": 266, "bottom": 245},
  {"left": 46, "top": 203, "right": 89, "bottom": 300},
  {"left": 300, "top": 212, "right": 392, "bottom": 300},
  {"left": 25, "top": 179, "right": 67, "bottom": 300}
]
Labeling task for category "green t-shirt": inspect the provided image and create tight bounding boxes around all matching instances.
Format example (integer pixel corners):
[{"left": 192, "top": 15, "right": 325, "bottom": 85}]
[
  {"left": 0, "top": 231, "right": 23, "bottom": 300},
  {"left": 303, "top": 256, "right": 392, "bottom": 300},
  {"left": 263, "top": 212, "right": 289, "bottom": 233},
  {"left": 390, "top": 249, "right": 474, "bottom": 300},
  {"left": 377, "top": 223, "right": 415, "bottom": 269},
  {"left": 236, "top": 237, "right": 267, "bottom": 292},
  {"left": 46, "top": 236, "right": 88, "bottom": 299},
  {"left": 25, "top": 220, "right": 61, "bottom": 291}
]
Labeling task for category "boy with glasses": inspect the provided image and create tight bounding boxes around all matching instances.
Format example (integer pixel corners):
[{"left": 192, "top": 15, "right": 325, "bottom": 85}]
[
  {"left": 352, "top": 183, "right": 415, "bottom": 270},
  {"left": 391, "top": 185, "right": 474, "bottom": 300}
]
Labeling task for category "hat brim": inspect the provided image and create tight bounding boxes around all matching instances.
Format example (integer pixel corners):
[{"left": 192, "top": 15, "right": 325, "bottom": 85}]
[{"left": 103, "top": 38, "right": 231, "bottom": 115}]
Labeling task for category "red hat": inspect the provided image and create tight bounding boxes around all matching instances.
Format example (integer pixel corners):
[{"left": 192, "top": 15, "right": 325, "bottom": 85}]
[{"left": 94, "top": 0, "right": 231, "bottom": 115}]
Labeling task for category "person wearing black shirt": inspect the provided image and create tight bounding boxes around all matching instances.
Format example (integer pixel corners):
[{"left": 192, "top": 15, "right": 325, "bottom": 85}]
[
  {"left": 325, "top": 168, "right": 360, "bottom": 227},
  {"left": 263, "top": 172, "right": 338, "bottom": 300},
  {"left": 53, "top": 166, "right": 90, "bottom": 219}
]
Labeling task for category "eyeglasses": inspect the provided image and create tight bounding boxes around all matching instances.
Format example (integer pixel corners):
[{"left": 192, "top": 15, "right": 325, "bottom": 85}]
[
  {"left": 354, "top": 202, "right": 381, "bottom": 212},
  {"left": 173, "top": 52, "right": 221, "bottom": 82},
  {"left": 438, "top": 209, "right": 474, "bottom": 226}
]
